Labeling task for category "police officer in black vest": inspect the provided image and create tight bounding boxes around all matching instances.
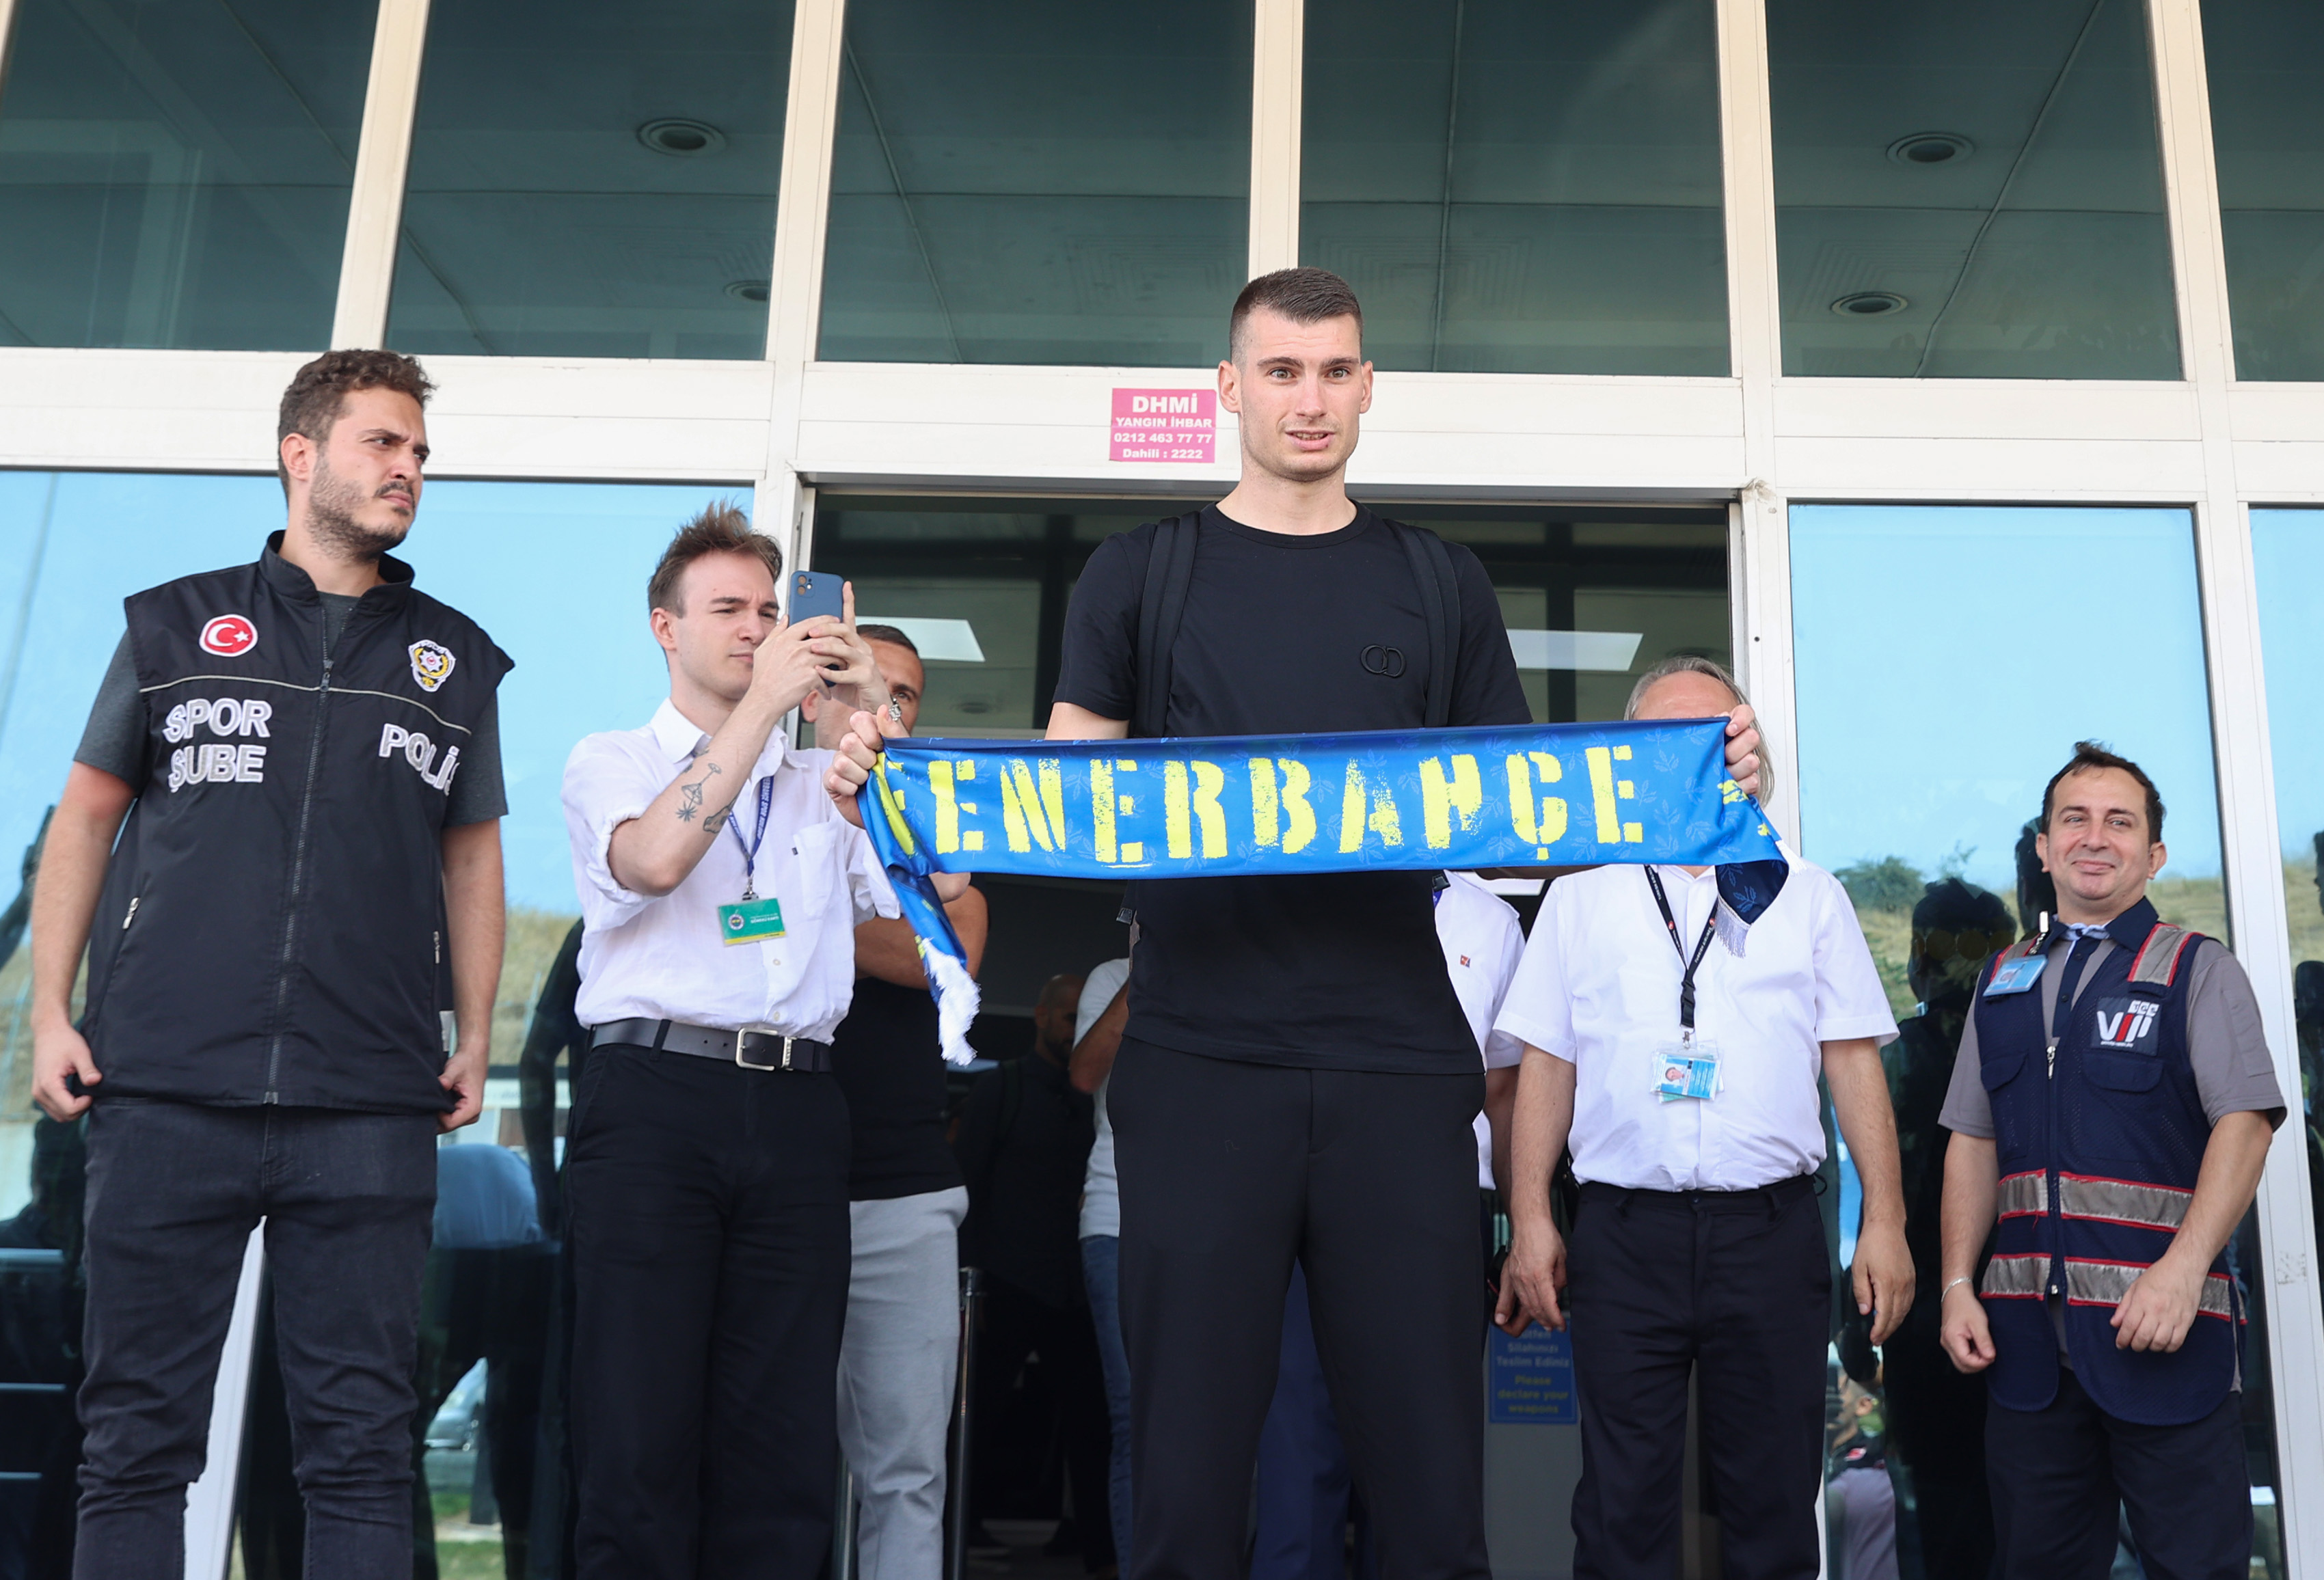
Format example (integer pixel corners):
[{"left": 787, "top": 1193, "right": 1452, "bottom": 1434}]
[
  {"left": 1938, "top": 741, "right": 2282, "bottom": 1580},
  {"left": 29, "top": 350, "right": 511, "bottom": 1580}
]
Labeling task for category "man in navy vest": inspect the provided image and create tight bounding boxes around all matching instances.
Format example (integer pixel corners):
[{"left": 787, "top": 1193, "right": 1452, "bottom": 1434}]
[
  {"left": 28, "top": 350, "right": 510, "bottom": 1580},
  {"left": 1938, "top": 741, "right": 2283, "bottom": 1580}
]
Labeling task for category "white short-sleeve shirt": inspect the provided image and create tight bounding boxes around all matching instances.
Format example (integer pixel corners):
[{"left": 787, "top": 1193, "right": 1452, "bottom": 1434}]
[
  {"left": 563, "top": 698, "right": 897, "bottom": 1041},
  {"left": 1435, "top": 873, "right": 1528, "bottom": 1188},
  {"left": 1494, "top": 852, "right": 1896, "bottom": 1192}
]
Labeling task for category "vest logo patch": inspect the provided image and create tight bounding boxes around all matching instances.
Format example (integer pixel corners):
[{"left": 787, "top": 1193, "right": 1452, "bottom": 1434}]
[
  {"left": 2093, "top": 997, "right": 2161, "bottom": 1052},
  {"left": 379, "top": 722, "right": 462, "bottom": 791},
  {"left": 408, "top": 640, "right": 455, "bottom": 693},
  {"left": 199, "top": 614, "right": 257, "bottom": 657}
]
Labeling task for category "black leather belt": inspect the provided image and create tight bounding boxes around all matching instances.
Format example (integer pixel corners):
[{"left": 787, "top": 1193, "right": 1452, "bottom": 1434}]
[{"left": 591, "top": 1018, "right": 832, "bottom": 1073}]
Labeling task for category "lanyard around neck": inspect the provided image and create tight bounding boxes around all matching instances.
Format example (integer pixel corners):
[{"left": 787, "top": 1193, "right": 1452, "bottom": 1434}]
[
  {"left": 1644, "top": 867, "right": 1718, "bottom": 1035},
  {"left": 725, "top": 776, "right": 777, "bottom": 901}
]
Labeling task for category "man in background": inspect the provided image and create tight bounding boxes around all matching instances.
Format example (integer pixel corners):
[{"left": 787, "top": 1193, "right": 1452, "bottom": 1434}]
[
  {"left": 1497, "top": 656, "right": 1906, "bottom": 1580},
  {"left": 813, "top": 627, "right": 991, "bottom": 1580},
  {"left": 1873, "top": 877, "right": 2014, "bottom": 1580},
  {"left": 955, "top": 974, "right": 1113, "bottom": 1572},
  {"left": 1070, "top": 953, "right": 1133, "bottom": 1571}
]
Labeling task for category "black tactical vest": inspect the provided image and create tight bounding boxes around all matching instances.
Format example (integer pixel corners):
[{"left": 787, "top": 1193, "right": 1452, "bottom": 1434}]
[{"left": 83, "top": 535, "right": 511, "bottom": 1112}]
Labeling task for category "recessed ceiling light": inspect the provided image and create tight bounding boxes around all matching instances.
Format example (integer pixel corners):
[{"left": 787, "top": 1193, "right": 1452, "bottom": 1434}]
[
  {"left": 1832, "top": 291, "right": 1908, "bottom": 317},
  {"left": 638, "top": 118, "right": 726, "bottom": 156},
  {"left": 1887, "top": 132, "right": 1973, "bottom": 167},
  {"left": 725, "top": 279, "right": 770, "bottom": 303}
]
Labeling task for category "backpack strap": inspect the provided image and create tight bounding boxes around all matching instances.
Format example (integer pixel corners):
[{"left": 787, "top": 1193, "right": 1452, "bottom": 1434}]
[
  {"left": 1135, "top": 514, "right": 1200, "bottom": 739},
  {"left": 1394, "top": 520, "right": 1460, "bottom": 728}
]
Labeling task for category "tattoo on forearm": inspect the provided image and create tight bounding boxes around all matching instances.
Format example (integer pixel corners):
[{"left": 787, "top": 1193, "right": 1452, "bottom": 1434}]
[
  {"left": 705, "top": 798, "right": 740, "bottom": 834},
  {"left": 675, "top": 760, "right": 722, "bottom": 823}
]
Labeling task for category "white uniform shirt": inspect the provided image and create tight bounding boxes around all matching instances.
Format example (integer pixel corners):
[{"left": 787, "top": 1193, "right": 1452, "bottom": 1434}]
[
  {"left": 1494, "top": 852, "right": 1896, "bottom": 1192},
  {"left": 1076, "top": 957, "right": 1132, "bottom": 1240},
  {"left": 563, "top": 699, "right": 897, "bottom": 1040},
  {"left": 1435, "top": 873, "right": 1528, "bottom": 1189}
]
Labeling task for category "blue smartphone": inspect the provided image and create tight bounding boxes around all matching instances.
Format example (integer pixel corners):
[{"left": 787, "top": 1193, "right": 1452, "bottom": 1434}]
[{"left": 789, "top": 570, "right": 845, "bottom": 624}]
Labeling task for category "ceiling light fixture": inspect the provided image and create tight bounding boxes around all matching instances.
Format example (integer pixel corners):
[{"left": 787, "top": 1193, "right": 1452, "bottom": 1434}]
[
  {"left": 1832, "top": 291, "right": 1909, "bottom": 318},
  {"left": 725, "top": 279, "right": 770, "bottom": 303},
  {"left": 638, "top": 118, "right": 727, "bottom": 156},
  {"left": 1887, "top": 132, "right": 1973, "bottom": 167}
]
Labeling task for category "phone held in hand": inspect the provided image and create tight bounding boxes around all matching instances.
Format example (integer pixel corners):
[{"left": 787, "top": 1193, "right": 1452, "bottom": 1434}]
[{"left": 789, "top": 571, "right": 845, "bottom": 624}]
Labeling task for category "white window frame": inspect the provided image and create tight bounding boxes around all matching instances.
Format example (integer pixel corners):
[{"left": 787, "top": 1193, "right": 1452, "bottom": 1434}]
[{"left": 3, "top": 0, "right": 2322, "bottom": 1572}]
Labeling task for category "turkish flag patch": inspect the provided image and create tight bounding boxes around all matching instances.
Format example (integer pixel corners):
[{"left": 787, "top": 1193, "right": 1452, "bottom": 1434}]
[{"left": 199, "top": 614, "right": 258, "bottom": 657}]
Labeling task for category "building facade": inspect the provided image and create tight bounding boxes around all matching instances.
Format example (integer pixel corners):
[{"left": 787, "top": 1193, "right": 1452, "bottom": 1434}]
[{"left": 2, "top": 0, "right": 2323, "bottom": 1575}]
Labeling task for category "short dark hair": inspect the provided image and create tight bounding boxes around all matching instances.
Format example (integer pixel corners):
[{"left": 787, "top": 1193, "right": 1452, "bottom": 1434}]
[
  {"left": 647, "top": 502, "right": 781, "bottom": 616},
  {"left": 2041, "top": 740, "right": 2165, "bottom": 841},
  {"left": 276, "top": 349, "right": 434, "bottom": 494},
  {"left": 1229, "top": 267, "right": 1364, "bottom": 362},
  {"left": 856, "top": 623, "right": 917, "bottom": 655}
]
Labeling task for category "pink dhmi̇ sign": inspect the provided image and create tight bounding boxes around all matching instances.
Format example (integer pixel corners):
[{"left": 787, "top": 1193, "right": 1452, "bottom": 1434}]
[{"left": 1109, "top": 387, "right": 1217, "bottom": 463}]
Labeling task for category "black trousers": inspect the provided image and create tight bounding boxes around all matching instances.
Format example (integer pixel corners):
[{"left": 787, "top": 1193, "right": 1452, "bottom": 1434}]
[
  {"left": 1986, "top": 1367, "right": 2250, "bottom": 1580},
  {"left": 564, "top": 1044, "right": 852, "bottom": 1580},
  {"left": 77, "top": 1098, "right": 437, "bottom": 1580},
  {"left": 971, "top": 1275, "right": 1116, "bottom": 1571},
  {"left": 1109, "top": 1039, "right": 1488, "bottom": 1580},
  {"left": 1567, "top": 1177, "right": 1829, "bottom": 1580}
]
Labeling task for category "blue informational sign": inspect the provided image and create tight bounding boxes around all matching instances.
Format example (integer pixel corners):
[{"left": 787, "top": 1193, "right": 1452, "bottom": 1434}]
[{"left": 1487, "top": 1325, "right": 1578, "bottom": 1426}]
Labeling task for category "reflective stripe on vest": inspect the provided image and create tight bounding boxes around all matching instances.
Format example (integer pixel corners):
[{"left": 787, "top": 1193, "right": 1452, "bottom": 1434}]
[
  {"left": 1997, "top": 1170, "right": 2048, "bottom": 1218},
  {"left": 2057, "top": 1172, "right": 2193, "bottom": 1232},
  {"left": 2128, "top": 923, "right": 2196, "bottom": 991},
  {"left": 2063, "top": 1258, "right": 2234, "bottom": 1320},
  {"left": 1982, "top": 1253, "right": 2049, "bottom": 1300}
]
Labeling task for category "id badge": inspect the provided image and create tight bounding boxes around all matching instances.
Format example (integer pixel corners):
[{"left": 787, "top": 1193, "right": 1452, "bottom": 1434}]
[
  {"left": 1653, "top": 1041, "right": 1721, "bottom": 1102},
  {"left": 1984, "top": 955, "right": 2045, "bottom": 997},
  {"left": 718, "top": 897, "right": 787, "bottom": 945}
]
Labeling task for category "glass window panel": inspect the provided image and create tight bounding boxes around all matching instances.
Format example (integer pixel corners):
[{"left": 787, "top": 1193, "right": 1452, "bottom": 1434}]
[
  {"left": 1793, "top": 505, "right": 2284, "bottom": 1579},
  {"left": 2202, "top": 1, "right": 2324, "bottom": 380},
  {"left": 1768, "top": 0, "right": 2181, "bottom": 379},
  {"left": 1299, "top": 1, "right": 1727, "bottom": 376},
  {"left": 2249, "top": 510, "right": 2324, "bottom": 1464},
  {"left": 815, "top": 1, "right": 1251, "bottom": 366},
  {"left": 384, "top": 0, "right": 794, "bottom": 360},
  {"left": 0, "top": 472, "right": 285, "bottom": 1563},
  {"left": 0, "top": 474, "right": 734, "bottom": 1572},
  {"left": 1401, "top": 507, "right": 1730, "bottom": 723},
  {"left": 0, "top": 0, "right": 375, "bottom": 349}
]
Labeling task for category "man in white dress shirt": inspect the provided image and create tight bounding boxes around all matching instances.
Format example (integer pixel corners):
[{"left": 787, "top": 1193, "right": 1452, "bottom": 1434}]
[
  {"left": 558, "top": 505, "right": 967, "bottom": 1579},
  {"left": 1496, "top": 655, "right": 1911, "bottom": 1580}
]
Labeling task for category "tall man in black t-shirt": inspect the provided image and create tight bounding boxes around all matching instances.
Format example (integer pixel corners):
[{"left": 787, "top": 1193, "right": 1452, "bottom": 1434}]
[
  {"left": 811, "top": 627, "right": 990, "bottom": 1580},
  {"left": 826, "top": 269, "right": 1766, "bottom": 1579}
]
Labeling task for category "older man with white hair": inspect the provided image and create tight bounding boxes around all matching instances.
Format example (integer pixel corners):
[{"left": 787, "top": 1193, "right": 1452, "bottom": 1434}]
[{"left": 1495, "top": 655, "right": 1911, "bottom": 1580}]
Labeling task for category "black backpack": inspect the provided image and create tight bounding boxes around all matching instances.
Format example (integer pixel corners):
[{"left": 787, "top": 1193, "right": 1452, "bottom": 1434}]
[{"left": 1129, "top": 510, "right": 1463, "bottom": 737}]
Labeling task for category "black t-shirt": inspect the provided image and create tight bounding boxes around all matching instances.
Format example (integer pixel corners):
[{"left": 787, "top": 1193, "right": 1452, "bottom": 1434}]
[
  {"left": 830, "top": 975, "right": 967, "bottom": 1201},
  {"left": 1051, "top": 503, "right": 1530, "bottom": 1073}
]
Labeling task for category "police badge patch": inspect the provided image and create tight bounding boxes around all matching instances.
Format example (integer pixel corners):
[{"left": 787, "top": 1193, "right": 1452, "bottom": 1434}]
[{"left": 408, "top": 640, "right": 457, "bottom": 693}]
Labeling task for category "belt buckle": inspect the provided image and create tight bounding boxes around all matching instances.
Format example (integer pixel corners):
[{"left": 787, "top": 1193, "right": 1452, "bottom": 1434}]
[{"left": 734, "top": 1028, "right": 789, "bottom": 1072}]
